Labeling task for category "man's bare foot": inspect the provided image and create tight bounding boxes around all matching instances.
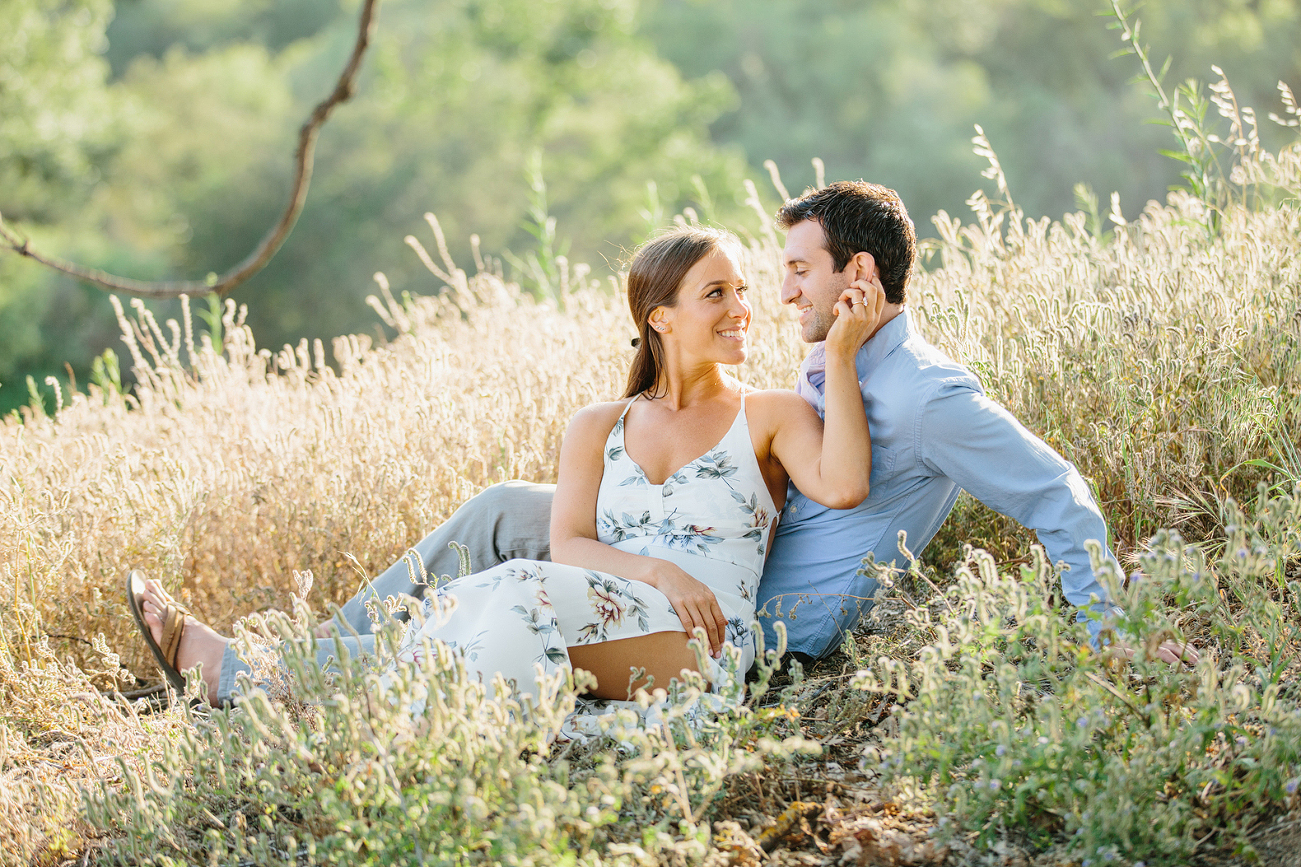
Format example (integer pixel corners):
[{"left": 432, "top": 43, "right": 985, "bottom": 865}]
[{"left": 140, "top": 577, "right": 229, "bottom": 703}]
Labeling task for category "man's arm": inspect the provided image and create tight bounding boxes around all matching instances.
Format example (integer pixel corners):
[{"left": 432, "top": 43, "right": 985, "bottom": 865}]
[
  {"left": 917, "top": 390, "right": 1198, "bottom": 668},
  {"left": 915, "top": 382, "right": 1121, "bottom": 628}
]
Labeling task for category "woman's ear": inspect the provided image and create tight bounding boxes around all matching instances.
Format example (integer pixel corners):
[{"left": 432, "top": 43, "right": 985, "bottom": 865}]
[{"left": 648, "top": 306, "right": 672, "bottom": 334}]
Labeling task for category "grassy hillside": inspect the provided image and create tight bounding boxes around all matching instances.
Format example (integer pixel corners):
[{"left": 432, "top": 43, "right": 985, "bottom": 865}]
[{"left": 2, "top": 104, "right": 1300, "bottom": 865}]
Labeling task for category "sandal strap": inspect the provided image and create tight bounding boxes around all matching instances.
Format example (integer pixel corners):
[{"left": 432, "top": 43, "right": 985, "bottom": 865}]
[{"left": 159, "top": 603, "right": 190, "bottom": 668}]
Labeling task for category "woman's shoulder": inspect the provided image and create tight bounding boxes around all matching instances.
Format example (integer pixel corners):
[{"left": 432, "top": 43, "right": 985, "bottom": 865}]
[
  {"left": 565, "top": 399, "right": 632, "bottom": 440},
  {"left": 744, "top": 388, "right": 816, "bottom": 414},
  {"left": 744, "top": 388, "right": 820, "bottom": 434}
]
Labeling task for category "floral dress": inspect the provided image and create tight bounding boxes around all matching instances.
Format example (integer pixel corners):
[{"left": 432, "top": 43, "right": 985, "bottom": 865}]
[{"left": 394, "top": 395, "right": 777, "bottom": 699}]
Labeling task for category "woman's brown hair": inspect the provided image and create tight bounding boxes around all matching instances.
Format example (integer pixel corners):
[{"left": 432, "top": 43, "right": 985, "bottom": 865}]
[{"left": 622, "top": 226, "right": 741, "bottom": 399}]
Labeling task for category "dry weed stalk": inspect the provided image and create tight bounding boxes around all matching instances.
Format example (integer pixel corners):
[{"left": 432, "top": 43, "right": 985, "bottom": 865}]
[{"left": 0, "top": 131, "right": 1298, "bottom": 861}]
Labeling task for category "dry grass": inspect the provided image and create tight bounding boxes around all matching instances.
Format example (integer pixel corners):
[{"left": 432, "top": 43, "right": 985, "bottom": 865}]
[
  {"left": 0, "top": 222, "right": 807, "bottom": 864},
  {"left": 2, "top": 127, "right": 1300, "bottom": 863}
]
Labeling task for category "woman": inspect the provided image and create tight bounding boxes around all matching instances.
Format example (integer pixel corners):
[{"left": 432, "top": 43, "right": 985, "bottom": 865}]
[{"left": 129, "top": 226, "right": 883, "bottom": 703}]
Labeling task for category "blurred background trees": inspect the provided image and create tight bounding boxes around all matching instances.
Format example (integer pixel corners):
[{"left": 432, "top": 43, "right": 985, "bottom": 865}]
[{"left": 2, "top": 0, "right": 1299, "bottom": 412}]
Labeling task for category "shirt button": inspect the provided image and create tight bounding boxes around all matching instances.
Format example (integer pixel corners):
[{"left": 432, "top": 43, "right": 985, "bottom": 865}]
[{"left": 789, "top": 505, "right": 798, "bottom": 514}]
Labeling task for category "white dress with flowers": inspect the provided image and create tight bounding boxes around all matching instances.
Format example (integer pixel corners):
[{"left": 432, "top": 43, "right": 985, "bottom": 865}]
[{"left": 395, "top": 395, "right": 777, "bottom": 699}]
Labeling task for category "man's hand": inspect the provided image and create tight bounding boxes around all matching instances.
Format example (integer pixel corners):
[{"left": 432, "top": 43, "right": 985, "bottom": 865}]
[
  {"left": 1108, "top": 637, "right": 1200, "bottom": 666},
  {"left": 1155, "top": 640, "right": 1199, "bottom": 665}
]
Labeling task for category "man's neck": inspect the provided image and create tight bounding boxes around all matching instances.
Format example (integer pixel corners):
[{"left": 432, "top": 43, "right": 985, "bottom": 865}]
[{"left": 867, "top": 303, "right": 906, "bottom": 342}]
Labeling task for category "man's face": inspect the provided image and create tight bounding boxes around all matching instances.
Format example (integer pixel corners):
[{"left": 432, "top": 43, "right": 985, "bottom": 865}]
[{"left": 780, "top": 219, "right": 850, "bottom": 343}]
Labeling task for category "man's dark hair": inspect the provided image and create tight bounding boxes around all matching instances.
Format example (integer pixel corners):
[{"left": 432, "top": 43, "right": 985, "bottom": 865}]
[{"left": 775, "top": 181, "right": 916, "bottom": 304}]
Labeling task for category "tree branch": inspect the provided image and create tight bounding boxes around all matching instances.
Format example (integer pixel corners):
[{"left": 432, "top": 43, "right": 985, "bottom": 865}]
[{"left": 0, "top": 0, "right": 381, "bottom": 300}]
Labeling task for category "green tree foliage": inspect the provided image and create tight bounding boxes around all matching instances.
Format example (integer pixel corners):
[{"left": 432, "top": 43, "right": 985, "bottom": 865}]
[
  {"left": 643, "top": 0, "right": 1301, "bottom": 225},
  {"left": 0, "top": 0, "right": 749, "bottom": 409},
  {"left": 0, "top": 0, "right": 118, "bottom": 222},
  {"left": 3, "top": 0, "right": 1299, "bottom": 412},
  {"left": 206, "top": 0, "right": 748, "bottom": 347},
  {"left": 102, "top": 0, "right": 340, "bottom": 70},
  {"left": 0, "top": 0, "right": 131, "bottom": 402}
]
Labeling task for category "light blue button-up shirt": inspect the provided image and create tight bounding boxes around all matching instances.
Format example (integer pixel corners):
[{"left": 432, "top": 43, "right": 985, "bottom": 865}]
[{"left": 756, "top": 309, "right": 1120, "bottom": 658}]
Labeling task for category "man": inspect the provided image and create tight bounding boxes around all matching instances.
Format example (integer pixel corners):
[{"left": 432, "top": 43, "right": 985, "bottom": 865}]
[
  {"left": 216, "top": 181, "right": 1184, "bottom": 702},
  {"left": 762, "top": 181, "right": 1120, "bottom": 659}
]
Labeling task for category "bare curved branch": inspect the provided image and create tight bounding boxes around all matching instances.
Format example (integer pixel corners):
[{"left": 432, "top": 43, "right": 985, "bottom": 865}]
[{"left": 0, "top": 0, "right": 380, "bottom": 300}]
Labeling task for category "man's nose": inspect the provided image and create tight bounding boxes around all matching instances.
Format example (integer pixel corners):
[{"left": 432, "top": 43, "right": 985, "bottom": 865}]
[{"left": 779, "top": 274, "right": 798, "bottom": 305}]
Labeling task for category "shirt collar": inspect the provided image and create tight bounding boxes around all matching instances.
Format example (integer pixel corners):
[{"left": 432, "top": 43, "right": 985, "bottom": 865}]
[{"left": 796, "top": 308, "right": 914, "bottom": 404}]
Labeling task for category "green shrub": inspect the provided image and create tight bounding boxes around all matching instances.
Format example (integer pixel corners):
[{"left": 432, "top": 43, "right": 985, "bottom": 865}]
[
  {"left": 854, "top": 487, "right": 1301, "bottom": 864},
  {"left": 80, "top": 606, "right": 816, "bottom": 865}
]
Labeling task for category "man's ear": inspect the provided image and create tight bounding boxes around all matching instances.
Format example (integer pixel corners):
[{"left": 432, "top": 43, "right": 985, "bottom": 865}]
[{"left": 847, "top": 251, "right": 878, "bottom": 283}]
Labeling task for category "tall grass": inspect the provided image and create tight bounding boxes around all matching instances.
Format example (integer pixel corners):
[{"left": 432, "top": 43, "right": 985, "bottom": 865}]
[{"left": 1, "top": 76, "right": 1299, "bottom": 864}]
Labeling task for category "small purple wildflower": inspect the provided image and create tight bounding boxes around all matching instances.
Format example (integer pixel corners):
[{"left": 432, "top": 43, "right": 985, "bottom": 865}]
[{"left": 1286, "top": 778, "right": 1298, "bottom": 795}]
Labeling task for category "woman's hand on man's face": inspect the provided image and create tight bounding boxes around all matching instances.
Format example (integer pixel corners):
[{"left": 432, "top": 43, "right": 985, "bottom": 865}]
[{"left": 825, "top": 274, "right": 886, "bottom": 360}]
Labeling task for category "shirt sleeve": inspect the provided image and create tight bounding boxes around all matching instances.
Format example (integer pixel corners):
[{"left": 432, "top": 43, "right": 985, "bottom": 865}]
[{"left": 915, "top": 381, "right": 1123, "bottom": 629}]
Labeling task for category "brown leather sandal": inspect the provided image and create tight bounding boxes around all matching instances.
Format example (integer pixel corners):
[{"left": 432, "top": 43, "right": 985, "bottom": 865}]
[{"left": 126, "top": 570, "right": 191, "bottom": 693}]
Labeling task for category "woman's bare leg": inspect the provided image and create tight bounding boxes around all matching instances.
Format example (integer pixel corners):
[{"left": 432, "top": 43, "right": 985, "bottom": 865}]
[
  {"left": 139, "top": 578, "right": 228, "bottom": 703},
  {"left": 568, "top": 631, "right": 703, "bottom": 700}
]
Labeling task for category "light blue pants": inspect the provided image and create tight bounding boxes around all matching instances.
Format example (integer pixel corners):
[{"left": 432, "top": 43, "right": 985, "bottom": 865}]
[{"left": 216, "top": 480, "right": 555, "bottom": 702}]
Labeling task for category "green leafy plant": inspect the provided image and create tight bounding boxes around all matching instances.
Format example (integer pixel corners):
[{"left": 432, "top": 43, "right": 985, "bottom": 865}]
[
  {"left": 854, "top": 487, "right": 1301, "bottom": 864},
  {"left": 79, "top": 600, "right": 816, "bottom": 865},
  {"left": 503, "top": 150, "right": 572, "bottom": 305}
]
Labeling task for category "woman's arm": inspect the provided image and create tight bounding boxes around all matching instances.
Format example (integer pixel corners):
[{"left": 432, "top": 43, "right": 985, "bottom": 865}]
[
  {"left": 549, "top": 403, "right": 729, "bottom": 656},
  {"left": 765, "top": 276, "right": 885, "bottom": 509}
]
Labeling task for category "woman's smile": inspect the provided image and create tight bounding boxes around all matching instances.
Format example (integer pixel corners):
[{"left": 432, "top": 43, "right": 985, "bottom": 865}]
[{"left": 660, "top": 246, "right": 752, "bottom": 362}]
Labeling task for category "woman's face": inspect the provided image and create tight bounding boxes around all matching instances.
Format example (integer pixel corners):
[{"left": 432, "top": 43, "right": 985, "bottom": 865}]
[{"left": 654, "top": 245, "right": 751, "bottom": 366}]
